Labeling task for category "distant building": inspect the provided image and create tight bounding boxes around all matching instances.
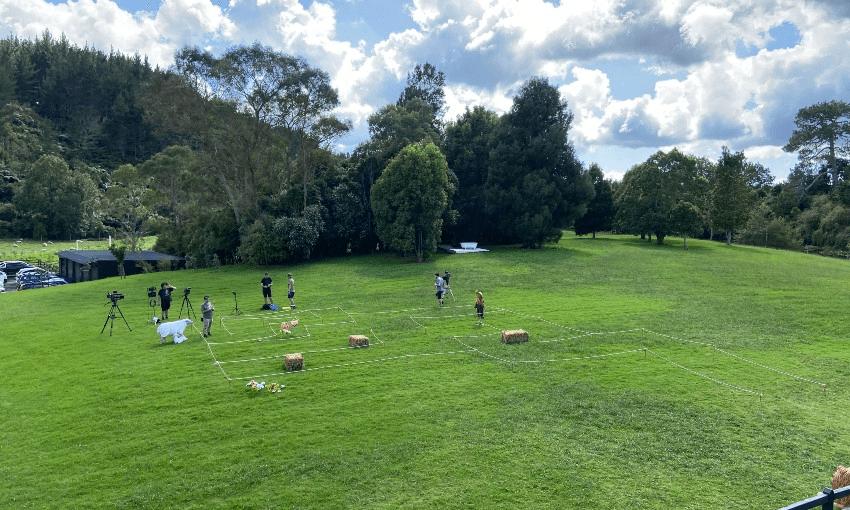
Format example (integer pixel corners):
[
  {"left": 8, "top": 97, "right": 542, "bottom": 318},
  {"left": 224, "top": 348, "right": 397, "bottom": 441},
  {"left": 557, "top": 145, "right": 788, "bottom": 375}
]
[{"left": 57, "top": 250, "right": 185, "bottom": 283}]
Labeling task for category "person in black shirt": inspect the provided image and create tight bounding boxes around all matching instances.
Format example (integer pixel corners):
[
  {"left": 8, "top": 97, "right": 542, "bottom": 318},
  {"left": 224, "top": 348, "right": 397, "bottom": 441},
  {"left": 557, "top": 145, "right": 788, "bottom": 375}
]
[
  {"left": 158, "top": 282, "right": 175, "bottom": 320},
  {"left": 261, "top": 272, "right": 274, "bottom": 305}
]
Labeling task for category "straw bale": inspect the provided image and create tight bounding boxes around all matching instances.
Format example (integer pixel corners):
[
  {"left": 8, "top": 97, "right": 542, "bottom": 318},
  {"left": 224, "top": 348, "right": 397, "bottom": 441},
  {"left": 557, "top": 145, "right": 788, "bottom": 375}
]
[
  {"left": 501, "top": 329, "right": 528, "bottom": 344},
  {"left": 284, "top": 353, "right": 303, "bottom": 371},
  {"left": 349, "top": 335, "right": 370, "bottom": 348}
]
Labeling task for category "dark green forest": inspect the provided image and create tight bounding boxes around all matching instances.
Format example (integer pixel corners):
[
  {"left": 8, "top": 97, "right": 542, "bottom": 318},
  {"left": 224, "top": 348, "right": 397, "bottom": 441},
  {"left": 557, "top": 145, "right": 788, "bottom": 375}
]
[{"left": 2, "top": 32, "right": 849, "bottom": 266}]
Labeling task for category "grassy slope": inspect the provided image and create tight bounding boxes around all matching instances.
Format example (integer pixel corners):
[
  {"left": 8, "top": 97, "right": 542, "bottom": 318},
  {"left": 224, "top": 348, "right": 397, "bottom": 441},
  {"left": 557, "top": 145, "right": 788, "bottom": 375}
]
[
  {"left": 0, "top": 237, "right": 157, "bottom": 268},
  {"left": 1, "top": 234, "right": 847, "bottom": 509}
]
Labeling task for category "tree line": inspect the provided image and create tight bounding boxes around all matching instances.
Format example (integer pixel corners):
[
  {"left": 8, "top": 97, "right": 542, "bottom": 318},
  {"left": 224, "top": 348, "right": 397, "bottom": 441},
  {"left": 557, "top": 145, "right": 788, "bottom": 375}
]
[{"left": 1, "top": 33, "right": 849, "bottom": 265}]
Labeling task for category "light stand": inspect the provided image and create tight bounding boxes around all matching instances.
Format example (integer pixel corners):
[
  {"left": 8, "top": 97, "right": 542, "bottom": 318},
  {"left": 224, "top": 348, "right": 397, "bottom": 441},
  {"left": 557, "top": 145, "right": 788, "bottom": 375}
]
[
  {"left": 147, "top": 287, "right": 158, "bottom": 324},
  {"left": 230, "top": 291, "right": 242, "bottom": 316}
]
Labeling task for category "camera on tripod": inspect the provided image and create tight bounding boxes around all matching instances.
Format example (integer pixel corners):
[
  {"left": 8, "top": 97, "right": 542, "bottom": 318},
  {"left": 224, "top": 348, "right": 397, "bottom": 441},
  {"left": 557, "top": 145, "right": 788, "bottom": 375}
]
[
  {"left": 184, "top": 287, "right": 191, "bottom": 296},
  {"left": 147, "top": 287, "right": 157, "bottom": 298},
  {"left": 107, "top": 291, "right": 124, "bottom": 302}
]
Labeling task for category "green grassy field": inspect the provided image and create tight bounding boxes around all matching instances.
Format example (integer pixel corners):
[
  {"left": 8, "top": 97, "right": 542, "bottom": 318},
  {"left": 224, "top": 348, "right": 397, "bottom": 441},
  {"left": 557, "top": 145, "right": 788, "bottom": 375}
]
[
  {"left": 0, "top": 237, "right": 157, "bottom": 269},
  {"left": 1, "top": 234, "right": 847, "bottom": 509}
]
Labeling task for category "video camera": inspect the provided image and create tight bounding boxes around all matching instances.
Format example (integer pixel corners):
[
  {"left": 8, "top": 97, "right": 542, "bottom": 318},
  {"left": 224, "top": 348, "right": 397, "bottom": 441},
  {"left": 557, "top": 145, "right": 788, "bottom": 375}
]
[
  {"left": 184, "top": 287, "right": 191, "bottom": 296},
  {"left": 107, "top": 291, "right": 125, "bottom": 302},
  {"left": 147, "top": 287, "right": 157, "bottom": 298}
]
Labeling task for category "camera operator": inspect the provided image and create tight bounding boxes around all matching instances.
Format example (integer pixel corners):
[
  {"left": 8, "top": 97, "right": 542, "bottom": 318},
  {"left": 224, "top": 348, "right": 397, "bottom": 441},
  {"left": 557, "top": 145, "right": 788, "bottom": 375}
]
[
  {"left": 434, "top": 273, "right": 445, "bottom": 306},
  {"left": 158, "top": 282, "right": 176, "bottom": 320},
  {"left": 200, "top": 295, "right": 214, "bottom": 337}
]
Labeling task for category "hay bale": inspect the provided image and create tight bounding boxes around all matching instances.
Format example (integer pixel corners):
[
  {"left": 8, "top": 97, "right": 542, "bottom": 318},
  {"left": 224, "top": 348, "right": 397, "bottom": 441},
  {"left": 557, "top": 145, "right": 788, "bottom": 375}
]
[
  {"left": 501, "top": 329, "right": 528, "bottom": 344},
  {"left": 284, "top": 353, "right": 303, "bottom": 371},
  {"left": 349, "top": 335, "right": 370, "bottom": 348}
]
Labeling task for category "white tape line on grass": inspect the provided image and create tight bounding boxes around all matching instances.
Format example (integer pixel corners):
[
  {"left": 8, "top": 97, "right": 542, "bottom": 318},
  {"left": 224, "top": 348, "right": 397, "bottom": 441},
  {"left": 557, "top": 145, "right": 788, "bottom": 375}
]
[
  {"left": 638, "top": 328, "right": 825, "bottom": 387},
  {"left": 217, "top": 345, "right": 355, "bottom": 364},
  {"left": 216, "top": 329, "right": 387, "bottom": 367},
  {"left": 644, "top": 348, "right": 761, "bottom": 396},
  {"left": 206, "top": 329, "right": 311, "bottom": 345},
  {"left": 480, "top": 309, "right": 821, "bottom": 388},
  {"left": 490, "top": 307, "right": 593, "bottom": 335},
  {"left": 537, "top": 329, "right": 645, "bottom": 344},
  {"left": 452, "top": 335, "right": 643, "bottom": 364},
  {"left": 369, "top": 328, "right": 386, "bottom": 345},
  {"left": 347, "top": 305, "right": 468, "bottom": 315},
  {"left": 226, "top": 349, "right": 478, "bottom": 381}
]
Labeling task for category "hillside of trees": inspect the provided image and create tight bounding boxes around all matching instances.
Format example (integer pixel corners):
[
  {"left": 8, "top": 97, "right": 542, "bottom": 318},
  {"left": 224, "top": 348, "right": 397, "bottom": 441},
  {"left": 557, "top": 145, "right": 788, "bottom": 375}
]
[{"left": 2, "top": 32, "right": 849, "bottom": 266}]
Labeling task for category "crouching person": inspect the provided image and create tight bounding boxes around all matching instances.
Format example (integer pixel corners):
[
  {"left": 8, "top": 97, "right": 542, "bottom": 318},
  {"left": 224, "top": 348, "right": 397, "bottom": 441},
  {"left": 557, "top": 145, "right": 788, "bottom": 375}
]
[{"left": 157, "top": 318, "right": 194, "bottom": 344}]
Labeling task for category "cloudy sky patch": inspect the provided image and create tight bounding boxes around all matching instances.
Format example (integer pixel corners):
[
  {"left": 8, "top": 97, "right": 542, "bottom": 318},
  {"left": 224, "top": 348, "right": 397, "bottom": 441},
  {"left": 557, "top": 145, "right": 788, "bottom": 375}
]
[{"left": 4, "top": 0, "right": 850, "bottom": 180}]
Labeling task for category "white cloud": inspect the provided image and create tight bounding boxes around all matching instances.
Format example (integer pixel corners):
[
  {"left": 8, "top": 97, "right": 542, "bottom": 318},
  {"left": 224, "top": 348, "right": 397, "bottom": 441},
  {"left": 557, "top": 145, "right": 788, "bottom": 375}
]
[{"left": 2, "top": 0, "right": 850, "bottom": 179}]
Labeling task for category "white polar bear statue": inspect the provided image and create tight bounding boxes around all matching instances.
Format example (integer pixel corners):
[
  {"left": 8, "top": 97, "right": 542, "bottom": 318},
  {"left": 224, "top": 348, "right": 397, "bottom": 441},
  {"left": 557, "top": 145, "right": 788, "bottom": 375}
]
[{"left": 157, "top": 319, "right": 194, "bottom": 344}]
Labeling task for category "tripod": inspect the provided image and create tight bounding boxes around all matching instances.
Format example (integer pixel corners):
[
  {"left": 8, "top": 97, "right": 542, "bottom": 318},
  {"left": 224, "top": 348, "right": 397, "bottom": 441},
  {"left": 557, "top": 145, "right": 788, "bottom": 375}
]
[
  {"left": 444, "top": 273, "right": 455, "bottom": 301},
  {"left": 230, "top": 291, "right": 242, "bottom": 316},
  {"left": 178, "top": 293, "right": 196, "bottom": 320},
  {"left": 101, "top": 299, "right": 131, "bottom": 336}
]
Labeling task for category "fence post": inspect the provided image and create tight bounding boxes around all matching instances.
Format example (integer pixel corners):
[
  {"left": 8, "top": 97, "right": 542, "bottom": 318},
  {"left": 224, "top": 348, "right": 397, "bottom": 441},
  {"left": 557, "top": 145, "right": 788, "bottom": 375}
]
[{"left": 822, "top": 487, "right": 834, "bottom": 510}]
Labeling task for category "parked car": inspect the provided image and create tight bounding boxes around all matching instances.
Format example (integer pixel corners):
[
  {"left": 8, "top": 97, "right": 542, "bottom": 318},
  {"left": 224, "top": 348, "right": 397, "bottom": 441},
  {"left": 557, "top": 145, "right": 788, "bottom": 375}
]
[
  {"left": 16, "top": 271, "right": 60, "bottom": 283},
  {"left": 18, "top": 281, "right": 47, "bottom": 290},
  {"left": 17, "top": 272, "right": 47, "bottom": 283},
  {"left": 16, "top": 267, "right": 51, "bottom": 278},
  {"left": 0, "top": 270, "right": 6, "bottom": 284},
  {"left": 0, "top": 261, "right": 33, "bottom": 275}
]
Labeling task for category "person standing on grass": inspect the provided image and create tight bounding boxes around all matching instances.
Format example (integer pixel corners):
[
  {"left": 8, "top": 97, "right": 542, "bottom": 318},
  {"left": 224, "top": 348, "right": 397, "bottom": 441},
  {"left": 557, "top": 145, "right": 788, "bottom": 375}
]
[
  {"left": 287, "top": 273, "right": 296, "bottom": 309},
  {"left": 158, "top": 282, "right": 175, "bottom": 320},
  {"left": 200, "top": 295, "right": 214, "bottom": 337},
  {"left": 261, "top": 272, "right": 274, "bottom": 305},
  {"left": 475, "top": 291, "right": 485, "bottom": 325},
  {"left": 434, "top": 272, "right": 445, "bottom": 306}
]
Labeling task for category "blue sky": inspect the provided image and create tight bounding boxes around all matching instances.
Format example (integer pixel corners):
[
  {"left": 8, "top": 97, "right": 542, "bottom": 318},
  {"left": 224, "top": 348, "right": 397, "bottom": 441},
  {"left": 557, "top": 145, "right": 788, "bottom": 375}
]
[{"left": 5, "top": 0, "right": 850, "bottom": 181}]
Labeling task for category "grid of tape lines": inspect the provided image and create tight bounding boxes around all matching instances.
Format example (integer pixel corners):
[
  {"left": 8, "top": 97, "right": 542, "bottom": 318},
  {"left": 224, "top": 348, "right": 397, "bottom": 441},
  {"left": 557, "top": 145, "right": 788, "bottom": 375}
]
[{"left": 201, "top": 304, "right": 826, "bottom": 396}]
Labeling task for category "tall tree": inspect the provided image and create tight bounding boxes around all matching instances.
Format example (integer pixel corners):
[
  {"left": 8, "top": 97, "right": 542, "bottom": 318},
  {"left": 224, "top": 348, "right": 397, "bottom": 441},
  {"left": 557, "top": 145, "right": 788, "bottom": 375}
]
[
  {"left": 0, "top": 102, "right": 61, "bottom": 183},
  {"left": 104, "top": 164, "right": 155, "bottom": 252},
  {"left": 397, "top": 62, "right": 446, "bottom": 121},
  {"left": 13, "top": 154, "right": 98, "bottom": 239},
  {"left": 614, "top": 149, "right": 706, "bottom": 245},
  {"left": 444, "top": 106, "right": 499, "bottom": 243},
  {"left": 485, "top": 77, "right": 593, "bottom": 248},
  {"left": 371, "top": 142, "right": 453, "bottom": 262},
  {"left": 710, "top": 147, "right": 756, "bottom": 244},
  {"left": 136, "top": 145, "right": 201, "bottom": 234},
  {"left": 783, "top": 100, "right": 850, "bottom": 189},
  {"left": 349, "top": 97, "right": 444, "bottom": 252},
  {"left": 573, "top": 163, "right": 614, "bottom": 238},
  {"left": 144, "top": 43, "right": 346, "bottom": 228}
]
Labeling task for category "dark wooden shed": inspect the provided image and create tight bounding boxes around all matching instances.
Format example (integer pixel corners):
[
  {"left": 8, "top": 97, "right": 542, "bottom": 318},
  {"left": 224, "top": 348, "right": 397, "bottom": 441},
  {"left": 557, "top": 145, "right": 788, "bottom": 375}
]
[{"left": 57, "top": 250, "right": 185, "bottom": 283}]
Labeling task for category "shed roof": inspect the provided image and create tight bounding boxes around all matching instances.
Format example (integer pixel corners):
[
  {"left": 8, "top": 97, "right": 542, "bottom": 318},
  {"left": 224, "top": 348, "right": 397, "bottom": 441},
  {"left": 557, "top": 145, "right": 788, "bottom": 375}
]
[{"left": 57, "top": 250, "right": 184, "bottom": 264}]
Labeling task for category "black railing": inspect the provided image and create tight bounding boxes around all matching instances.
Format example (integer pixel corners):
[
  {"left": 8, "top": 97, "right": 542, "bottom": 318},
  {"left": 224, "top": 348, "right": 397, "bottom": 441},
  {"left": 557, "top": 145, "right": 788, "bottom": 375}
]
[{"left": 779, "top": 486, "right": 850, "bottom": 510}]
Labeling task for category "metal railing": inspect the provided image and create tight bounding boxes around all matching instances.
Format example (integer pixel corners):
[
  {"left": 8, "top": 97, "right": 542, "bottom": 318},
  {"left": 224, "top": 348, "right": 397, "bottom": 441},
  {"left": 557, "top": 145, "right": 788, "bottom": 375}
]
[{"left": 779, "top": 486, "right": 850, "bottom": 510}]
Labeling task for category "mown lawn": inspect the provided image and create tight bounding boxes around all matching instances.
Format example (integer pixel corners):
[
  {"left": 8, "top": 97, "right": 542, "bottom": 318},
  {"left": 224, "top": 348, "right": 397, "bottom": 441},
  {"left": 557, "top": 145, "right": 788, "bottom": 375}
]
[{"left": 1, "top": 234, "right": 847, "bottom": 509}]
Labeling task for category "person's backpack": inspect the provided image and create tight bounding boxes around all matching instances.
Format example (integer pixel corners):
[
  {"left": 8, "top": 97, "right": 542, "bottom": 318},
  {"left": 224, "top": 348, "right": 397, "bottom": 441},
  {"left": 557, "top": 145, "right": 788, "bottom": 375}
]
[{"left": 261, "top": 304, "right": 271, "bottom": 310}]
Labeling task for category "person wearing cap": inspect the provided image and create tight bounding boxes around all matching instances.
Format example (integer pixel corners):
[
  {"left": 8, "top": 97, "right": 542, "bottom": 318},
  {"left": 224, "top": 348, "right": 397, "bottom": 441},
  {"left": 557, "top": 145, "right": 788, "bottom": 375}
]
[
  {"left": 287, "top": 273, "right": 296, "bottom": 309},
  {"left": 200, "top": 295, "right": 214, "bottom": 337},
  {"left": 434, "top": 273, "right": 445, "bottom": 306},
  {"left": 261, "top": 272, "right": 274, "bottom": 305}
]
